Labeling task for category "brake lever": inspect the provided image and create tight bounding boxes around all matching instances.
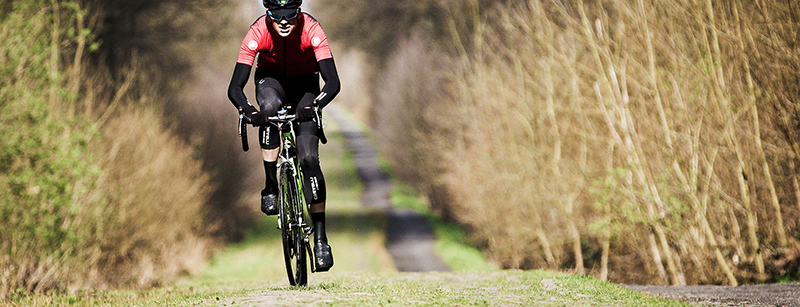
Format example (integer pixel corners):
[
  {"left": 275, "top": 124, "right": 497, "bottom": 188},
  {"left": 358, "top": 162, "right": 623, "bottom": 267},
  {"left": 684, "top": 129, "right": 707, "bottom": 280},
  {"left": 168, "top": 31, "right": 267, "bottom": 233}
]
[
  {"left": 312, "top": 98, "right": 327, "bottom": 144},
  {"left": 238, "top": 107, "right": 249, "bottom": 152}
]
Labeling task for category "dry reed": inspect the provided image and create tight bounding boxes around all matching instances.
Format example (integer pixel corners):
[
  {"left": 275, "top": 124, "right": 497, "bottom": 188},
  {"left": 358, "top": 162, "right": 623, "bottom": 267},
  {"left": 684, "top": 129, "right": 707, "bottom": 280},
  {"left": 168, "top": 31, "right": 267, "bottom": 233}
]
[{"left": 323, "top": 0, "right": 800, "bottom": 285}]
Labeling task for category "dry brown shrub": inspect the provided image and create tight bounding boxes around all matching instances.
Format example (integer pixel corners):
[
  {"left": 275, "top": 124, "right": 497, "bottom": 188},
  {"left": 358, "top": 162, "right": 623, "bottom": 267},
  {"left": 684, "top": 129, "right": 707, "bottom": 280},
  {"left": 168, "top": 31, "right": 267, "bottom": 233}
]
[
  {"left": 442, "top": 0, "right": 800, "bottom": 285},
  {"left": 82, "top": 108, "right": 216, "bottom": 288},
  {"left": 338, "top": 0, "right": 800, "bottom": 285}
]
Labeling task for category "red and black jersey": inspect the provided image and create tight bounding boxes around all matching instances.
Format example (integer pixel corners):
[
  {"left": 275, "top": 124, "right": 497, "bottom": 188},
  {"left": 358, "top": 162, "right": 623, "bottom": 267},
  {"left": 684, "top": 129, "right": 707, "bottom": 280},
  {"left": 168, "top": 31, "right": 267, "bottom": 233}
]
[{"left": 237, "top": 13, "right": 333, "bottom": 78}]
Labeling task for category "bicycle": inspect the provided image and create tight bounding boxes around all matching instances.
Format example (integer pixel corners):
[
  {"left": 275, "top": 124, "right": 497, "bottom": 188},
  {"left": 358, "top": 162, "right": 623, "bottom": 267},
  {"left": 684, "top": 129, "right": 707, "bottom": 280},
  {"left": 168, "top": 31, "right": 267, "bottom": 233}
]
[{"left": 237, "top": 102, "right": 325, "bottom": 286}]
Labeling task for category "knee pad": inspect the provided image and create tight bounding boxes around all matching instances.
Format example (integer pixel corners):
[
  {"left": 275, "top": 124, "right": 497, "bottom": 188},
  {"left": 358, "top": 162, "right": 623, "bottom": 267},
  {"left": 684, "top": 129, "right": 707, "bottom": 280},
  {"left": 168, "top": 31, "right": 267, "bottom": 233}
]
[
  {"left": 299, "top": 153, "right": 320, "bottom": 174},
  {"left": 259, "top": 99, "right": 281, "bottom": 118},
  {"left": 256, "top": 81, "right": 283, "bottom": 118}
]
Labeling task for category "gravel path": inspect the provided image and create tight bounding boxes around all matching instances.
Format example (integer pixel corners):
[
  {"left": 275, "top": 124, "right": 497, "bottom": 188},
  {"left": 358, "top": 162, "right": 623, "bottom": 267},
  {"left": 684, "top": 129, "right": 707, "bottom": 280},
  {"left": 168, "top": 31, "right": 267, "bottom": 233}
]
[
  {"left": 625, "top": 283, "right": 800, "bottom": 307},
  {"left": 327, "top": 106, "right": 450, "bottom": 272}
]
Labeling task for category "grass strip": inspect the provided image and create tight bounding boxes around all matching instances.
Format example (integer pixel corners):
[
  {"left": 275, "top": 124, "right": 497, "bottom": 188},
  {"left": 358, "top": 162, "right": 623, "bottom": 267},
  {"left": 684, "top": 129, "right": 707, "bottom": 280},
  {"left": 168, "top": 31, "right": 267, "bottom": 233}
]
[{"left": 4, "top": 271, "right": 690, "bottom": 306}]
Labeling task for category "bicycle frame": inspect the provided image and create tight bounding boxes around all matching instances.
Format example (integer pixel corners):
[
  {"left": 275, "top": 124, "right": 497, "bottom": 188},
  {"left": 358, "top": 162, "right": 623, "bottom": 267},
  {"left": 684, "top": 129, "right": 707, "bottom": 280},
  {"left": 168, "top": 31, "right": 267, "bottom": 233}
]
[
  {"left": 273, "top": 110, "right": 314, "bottom": 241},
  {"left": 270, "top": 109, "right": 316, "bottom": 285}
]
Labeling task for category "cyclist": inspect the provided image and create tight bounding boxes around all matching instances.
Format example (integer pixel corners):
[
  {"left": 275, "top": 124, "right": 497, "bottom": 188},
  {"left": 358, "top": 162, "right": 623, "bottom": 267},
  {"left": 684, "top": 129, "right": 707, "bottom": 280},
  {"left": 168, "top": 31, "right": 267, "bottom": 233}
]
[{"left": 227, "top": 0, "right": 340, "bottom": 272}]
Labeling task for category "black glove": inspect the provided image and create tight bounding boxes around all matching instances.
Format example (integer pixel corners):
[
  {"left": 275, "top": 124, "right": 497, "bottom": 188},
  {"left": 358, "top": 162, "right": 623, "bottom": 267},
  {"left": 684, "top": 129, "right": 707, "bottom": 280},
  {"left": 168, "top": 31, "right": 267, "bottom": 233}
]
[
  {"left": 241, "top": 104, "right": 268, "bottom": 126},
  {"left": 240, "top": 104, "right": 257, "bottom": 118},
  {"left": 250, "top": 111, "right": 269, "bottom": 126},
  {"left": 297, "top": 99, "right": 316, "bottom": 122}
]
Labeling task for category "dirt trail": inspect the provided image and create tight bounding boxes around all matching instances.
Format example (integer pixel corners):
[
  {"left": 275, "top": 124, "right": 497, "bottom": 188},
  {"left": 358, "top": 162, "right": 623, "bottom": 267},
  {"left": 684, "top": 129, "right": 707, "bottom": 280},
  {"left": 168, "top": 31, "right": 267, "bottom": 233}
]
[
  {"left": 625, "top": 283, "right": 800, "bottom": 307},
  {"left": 327, "top": 106, "right": 450, "bottom": 272}
]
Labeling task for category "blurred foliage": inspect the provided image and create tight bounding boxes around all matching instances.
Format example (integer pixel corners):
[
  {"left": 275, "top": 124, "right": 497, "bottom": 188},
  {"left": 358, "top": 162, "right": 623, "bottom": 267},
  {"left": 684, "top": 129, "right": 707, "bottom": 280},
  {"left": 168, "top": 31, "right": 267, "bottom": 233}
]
[
  {"left": 1, "top": 0, "right": 219, "bottom": 299},
  {"left": 83, "top": 0, "right": 259, "bottom": 240},
  {"left": 88, "top": 0, "right": 232, "bottom": 75},
  {"left": 319, "top": 0, "right": 800, "bottom": 285},
  {"left": 1, "top": 2, "right": 99, "bottom": 295},
  {"left": 314, "top": 0, "right": 512, "bottom": 65}
]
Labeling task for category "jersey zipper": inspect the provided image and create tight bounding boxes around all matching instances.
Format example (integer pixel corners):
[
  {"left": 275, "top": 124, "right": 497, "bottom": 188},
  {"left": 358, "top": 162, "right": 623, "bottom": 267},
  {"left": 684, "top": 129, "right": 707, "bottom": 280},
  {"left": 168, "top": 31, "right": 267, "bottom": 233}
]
[{"left": 282, "top": 37, "right": 287, "bottom": 78}]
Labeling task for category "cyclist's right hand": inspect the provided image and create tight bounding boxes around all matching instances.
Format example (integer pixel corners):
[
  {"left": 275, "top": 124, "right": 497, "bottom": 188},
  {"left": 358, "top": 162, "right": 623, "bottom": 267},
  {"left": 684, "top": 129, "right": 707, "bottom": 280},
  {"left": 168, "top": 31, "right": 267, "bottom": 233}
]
[
  {"left": 250, "top": 111, "right": 269, "bottom": 126},
  {"left": 241, "top": 105, "right": 268, "bottom": 126}
]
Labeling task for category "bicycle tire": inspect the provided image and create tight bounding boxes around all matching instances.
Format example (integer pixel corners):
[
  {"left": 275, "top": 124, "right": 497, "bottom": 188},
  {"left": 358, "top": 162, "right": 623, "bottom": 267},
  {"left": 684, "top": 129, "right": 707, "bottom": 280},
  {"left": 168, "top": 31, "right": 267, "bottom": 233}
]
[
  {"left": 294, "top": 215, "right": 308, "bottom": 286},
  {"left": 292, "top": 170, "right": 308, "bottom": 286},
  {"left": 279, "top": 163, "right": 307, "bottom": 286},
  {"left": 278, "top": 165, "right": 295, "bottom": 286}
]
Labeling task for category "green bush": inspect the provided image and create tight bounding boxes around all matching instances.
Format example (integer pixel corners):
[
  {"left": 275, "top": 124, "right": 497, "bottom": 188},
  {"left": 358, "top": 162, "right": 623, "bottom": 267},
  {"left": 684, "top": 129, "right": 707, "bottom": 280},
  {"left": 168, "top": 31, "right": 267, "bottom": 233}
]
[
  {"left": 0, "top": 1, "right": 100, "bottom": 296},
  {"left": 1, "top": 1, "right": 216, "bottom": 299}
]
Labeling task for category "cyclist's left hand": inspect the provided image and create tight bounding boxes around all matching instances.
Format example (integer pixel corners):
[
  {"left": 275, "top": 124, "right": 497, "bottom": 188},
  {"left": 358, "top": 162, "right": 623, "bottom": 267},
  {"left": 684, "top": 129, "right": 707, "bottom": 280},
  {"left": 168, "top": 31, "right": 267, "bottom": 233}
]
[{"left": 297, "top": 100, "right": 316, "bottom": 121}]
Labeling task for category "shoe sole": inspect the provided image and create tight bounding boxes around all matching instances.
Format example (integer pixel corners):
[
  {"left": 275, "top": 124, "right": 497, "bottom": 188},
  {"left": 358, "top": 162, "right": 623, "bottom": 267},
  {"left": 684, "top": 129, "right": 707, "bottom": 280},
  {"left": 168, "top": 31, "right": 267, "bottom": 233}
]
[
  {"left": 262, "top": 209, "right": 278, "bottom": 216},
  {"left": 315, "top": 262, "right": 333, "bottom": 272}
]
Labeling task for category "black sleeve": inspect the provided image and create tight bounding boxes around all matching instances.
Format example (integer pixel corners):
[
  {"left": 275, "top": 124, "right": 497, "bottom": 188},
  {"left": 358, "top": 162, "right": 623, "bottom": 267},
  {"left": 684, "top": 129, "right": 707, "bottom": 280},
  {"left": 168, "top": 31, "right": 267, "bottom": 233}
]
[
  {"left": 227, "top": 63, "right": 252, "bottom": 109},
  {"left": 317, "top": 58, "right": 340, "bottom": 109}
]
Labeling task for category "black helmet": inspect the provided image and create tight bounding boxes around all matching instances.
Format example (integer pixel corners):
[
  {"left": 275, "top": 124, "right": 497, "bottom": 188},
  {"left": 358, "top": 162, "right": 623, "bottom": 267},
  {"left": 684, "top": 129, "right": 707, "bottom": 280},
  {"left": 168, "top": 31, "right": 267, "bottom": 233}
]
[{"left": 263, "top": 0, "right": 302, "bottom": 9}]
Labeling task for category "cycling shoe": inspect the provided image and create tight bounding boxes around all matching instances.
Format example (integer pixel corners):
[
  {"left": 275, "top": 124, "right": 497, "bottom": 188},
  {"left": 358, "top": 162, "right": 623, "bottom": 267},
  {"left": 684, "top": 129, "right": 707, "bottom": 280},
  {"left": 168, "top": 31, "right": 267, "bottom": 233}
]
[
  {"left": 314, "top": 240, "right": 334, "bottom": 272},
  {"left": 261, "top": 193, "right": 278, "bottom": 215}
]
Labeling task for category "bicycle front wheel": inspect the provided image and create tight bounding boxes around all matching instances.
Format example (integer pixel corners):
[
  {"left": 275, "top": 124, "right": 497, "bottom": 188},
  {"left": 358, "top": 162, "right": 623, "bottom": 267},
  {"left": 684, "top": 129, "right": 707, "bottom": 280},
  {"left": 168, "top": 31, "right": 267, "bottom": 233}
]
[{"left": 278, "top": 163, "right": 307, "bottom": 286}]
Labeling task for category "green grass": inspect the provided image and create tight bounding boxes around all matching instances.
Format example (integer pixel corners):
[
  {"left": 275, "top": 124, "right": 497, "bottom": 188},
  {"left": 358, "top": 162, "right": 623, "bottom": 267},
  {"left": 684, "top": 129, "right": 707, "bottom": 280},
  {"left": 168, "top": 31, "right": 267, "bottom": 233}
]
[{"left": 5, "top": 271, "right": 690, "bottom": 306}]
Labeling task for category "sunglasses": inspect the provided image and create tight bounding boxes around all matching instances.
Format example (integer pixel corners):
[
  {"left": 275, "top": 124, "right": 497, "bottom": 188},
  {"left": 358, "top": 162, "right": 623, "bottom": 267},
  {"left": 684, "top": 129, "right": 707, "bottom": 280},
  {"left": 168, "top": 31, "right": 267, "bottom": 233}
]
[{"left": 268, "top": 8, "right": 300, "bottom": 21}]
